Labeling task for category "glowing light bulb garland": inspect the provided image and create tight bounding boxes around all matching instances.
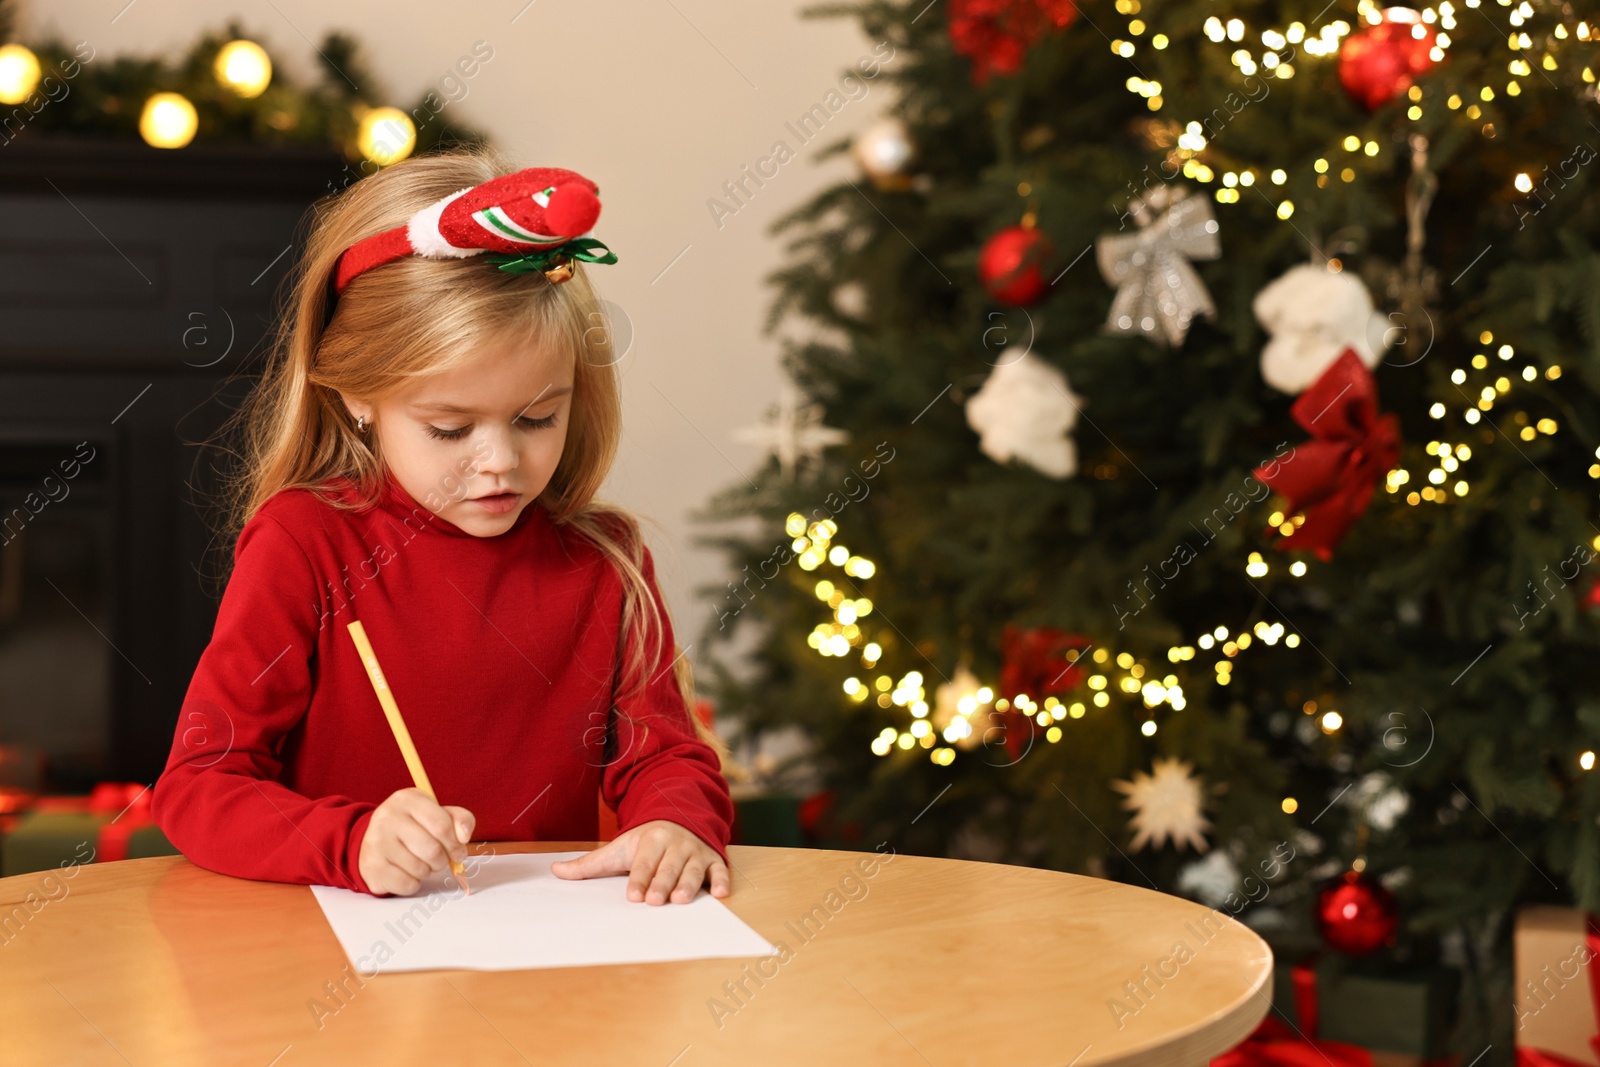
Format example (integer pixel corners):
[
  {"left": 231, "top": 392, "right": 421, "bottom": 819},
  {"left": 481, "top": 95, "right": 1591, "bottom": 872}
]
[
  {"left": 790, "top": 511, "right": 1313, "bottom": 765},
  {"left": 797, "top": 528, "right": 1584, "bottom": 770},
  {"left": 791, "top": 514, "right": 879, "bottom": 661},
  {"left": 1404, "top": 328, "right": 1565, "bottom": 508},
  {"left": 1107, "top": 0, "right": 1591, "bottom": 225},
  {"left": 0, "top": 28, "right": 481, "bottom": 160}
]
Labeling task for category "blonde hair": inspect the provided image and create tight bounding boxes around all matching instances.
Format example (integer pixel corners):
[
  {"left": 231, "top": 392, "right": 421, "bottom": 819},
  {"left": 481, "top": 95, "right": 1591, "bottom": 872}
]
[{"left": 211, "top": 146, "right": 724, "bottom": 765}]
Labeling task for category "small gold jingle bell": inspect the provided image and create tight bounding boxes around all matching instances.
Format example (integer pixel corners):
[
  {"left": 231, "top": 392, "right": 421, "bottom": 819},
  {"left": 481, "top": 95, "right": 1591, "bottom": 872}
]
[{"left": 541, "top": 256, "right": 575, "bottom": 284}]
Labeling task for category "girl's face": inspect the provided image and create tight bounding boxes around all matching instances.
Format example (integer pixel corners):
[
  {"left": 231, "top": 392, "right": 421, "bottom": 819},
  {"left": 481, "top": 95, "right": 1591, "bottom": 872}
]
[{"left": 343, "top": 337, "right": 576, "bottom": 538}]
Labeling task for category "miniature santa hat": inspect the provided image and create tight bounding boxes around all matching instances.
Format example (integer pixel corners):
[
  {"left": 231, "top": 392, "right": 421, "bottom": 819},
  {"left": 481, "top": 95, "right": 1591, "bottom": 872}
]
[{"left": 331, "top": 166, "right": 617, "bottom": 296}]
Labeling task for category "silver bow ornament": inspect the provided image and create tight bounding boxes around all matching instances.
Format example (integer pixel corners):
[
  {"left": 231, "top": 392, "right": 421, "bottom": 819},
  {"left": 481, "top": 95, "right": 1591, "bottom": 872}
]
[{"left": 1095, "top": 187, "right": 1221, "bottom": 347}]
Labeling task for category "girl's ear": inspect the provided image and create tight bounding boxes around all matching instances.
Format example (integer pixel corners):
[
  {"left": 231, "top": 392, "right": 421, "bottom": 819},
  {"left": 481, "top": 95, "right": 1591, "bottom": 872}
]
[{"left": 339, "top": 393, "right": 374, "bottom": 425}]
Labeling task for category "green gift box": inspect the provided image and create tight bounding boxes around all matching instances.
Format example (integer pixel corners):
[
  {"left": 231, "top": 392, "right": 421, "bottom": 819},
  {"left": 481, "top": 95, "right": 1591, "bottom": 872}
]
[
  {"left": 1266, "top": 939, "right": 1460, "bottom": 1057},
  {"left": 730, "top": 788, "right": 803, "bottom": 847},
  {"left": 1, "top": 808, "right": 179, "bottom": 878},
  {"left": 125, "top": 824, "right": 178, "bottom": 859},
  {"left": 1, "top": 811, "right": 108, "bottom": 878}
]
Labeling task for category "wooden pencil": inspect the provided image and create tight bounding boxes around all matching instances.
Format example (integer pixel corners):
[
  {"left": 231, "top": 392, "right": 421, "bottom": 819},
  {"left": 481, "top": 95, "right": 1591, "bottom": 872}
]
[{"left": 346, "top": 619, "right": 471, "bottom": 895}]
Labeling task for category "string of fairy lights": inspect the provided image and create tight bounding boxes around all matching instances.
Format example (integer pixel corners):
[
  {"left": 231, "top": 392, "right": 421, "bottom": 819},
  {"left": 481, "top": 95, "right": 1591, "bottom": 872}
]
[
  {"left": 787, "top": 511, "right": 1319, "bottom": 768},
  {"left": 1108, "top": 0, "right": 1595, "bottom": 217},
  {"left": 1375, "top": 329, "right": 1567, "bottom": 506},
  {"left": 799, "top": 457, "right": 1596, "bottom": 778},
  {"left": 803, "top": 491, "right": 1599, "bottom": 789}
]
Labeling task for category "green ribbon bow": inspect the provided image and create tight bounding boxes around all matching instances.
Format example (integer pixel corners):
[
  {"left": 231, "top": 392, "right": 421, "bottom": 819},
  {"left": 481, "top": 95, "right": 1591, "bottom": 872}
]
[{"left": 483, "top": 237, "right": 618, "bottom": 275}]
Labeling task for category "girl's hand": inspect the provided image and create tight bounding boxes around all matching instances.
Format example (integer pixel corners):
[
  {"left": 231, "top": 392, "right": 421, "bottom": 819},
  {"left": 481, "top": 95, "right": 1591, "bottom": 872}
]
[
  {"left": 357, "top": 787, "right": 475, "bottom": 897},
  {"left": 550, "top": 819, "right": 731, "bottom": 904}
]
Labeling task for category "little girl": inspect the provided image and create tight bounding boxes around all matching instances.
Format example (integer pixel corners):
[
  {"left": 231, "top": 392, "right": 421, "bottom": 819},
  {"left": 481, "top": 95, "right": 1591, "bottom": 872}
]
[{"left": 152, "top": 149, "right": 734, "bottom": 906}]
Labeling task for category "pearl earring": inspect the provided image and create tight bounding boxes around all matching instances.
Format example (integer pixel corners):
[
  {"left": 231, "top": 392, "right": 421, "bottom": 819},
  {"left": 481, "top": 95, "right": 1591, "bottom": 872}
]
[{"left": 357, "top": 415, "right": 369, "bottom": 433}]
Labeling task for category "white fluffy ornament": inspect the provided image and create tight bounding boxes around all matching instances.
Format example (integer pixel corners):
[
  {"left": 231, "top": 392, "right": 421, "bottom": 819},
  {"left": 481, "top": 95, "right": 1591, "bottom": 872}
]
[
  {"left": 965, "top": 348, "right": 1082, "bottom": 479},
  {"left": 1253, "top": 263, "right": 1392, "bottom": 394},
  {"left": 1177, "top": 849, "right": 1241, "bottom": 908},
  {"left": 1346, "top": 770, "right": 1410, "bottom": 833},
  {"left": 1112, "top": 756, "right": 1212, "bottom": 852}
]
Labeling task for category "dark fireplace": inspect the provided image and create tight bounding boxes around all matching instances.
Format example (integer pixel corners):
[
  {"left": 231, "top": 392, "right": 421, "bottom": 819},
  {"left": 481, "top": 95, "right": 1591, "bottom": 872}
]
[{"left": 0, "top": 138, "right": 344, "bottom": 794}]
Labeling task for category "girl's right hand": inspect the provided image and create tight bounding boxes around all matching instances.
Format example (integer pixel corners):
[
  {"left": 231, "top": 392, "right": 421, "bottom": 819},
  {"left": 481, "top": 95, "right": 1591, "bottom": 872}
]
[{"left": 357, "top": 787, "right": 475, "bottom": 896}]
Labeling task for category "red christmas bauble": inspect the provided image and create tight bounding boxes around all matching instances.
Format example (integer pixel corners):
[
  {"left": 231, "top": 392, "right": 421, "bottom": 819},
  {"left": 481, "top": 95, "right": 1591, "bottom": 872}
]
[
  {"left": 979, "top": 225, "right": 1052, "bottom": 305},
  {"left": 1316, "top": 868, "right": 1398, "bottom": 955},
  {"left": 1338, "top": 8, "right": 1438, "bottom": 111}
]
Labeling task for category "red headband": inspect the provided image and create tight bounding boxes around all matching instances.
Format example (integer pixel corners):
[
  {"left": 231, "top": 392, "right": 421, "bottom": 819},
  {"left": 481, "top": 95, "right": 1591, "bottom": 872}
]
[{"left": 329, "top": 166, "right": 618, "bottom": 297}]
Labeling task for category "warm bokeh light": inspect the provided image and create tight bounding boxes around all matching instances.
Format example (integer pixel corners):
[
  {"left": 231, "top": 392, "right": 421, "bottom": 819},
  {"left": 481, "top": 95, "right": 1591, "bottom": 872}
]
[
  {"left": 214, "top": 39, "right": 272, "bottom": 98},
  {"left": 139, "top": 92, "right": 198, "bottom": 149},
  {"left": 0, "top": 43, "right": 41, "bottom": 106},
  {"left": 357, "top": 106, "right": 417, "bottom": 165}
]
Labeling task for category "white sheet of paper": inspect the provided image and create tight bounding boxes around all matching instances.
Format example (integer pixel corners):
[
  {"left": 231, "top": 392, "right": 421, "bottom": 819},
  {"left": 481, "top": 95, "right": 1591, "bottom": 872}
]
[{"left": 309, "top": 851, "right": 778, "bottom": 973}]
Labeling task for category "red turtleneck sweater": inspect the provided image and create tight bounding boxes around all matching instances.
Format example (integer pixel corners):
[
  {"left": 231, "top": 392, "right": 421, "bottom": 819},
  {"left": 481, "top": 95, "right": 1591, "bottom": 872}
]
[{"left": 152, "top": 471, "right": 732, "bottom": 896}]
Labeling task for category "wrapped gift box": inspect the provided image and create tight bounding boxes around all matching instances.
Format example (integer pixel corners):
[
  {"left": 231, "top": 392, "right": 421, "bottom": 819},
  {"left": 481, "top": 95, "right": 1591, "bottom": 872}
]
[
  {"left": 1272, "top": 952, "right": 1461, "bottom": 1058},
  {"left": 1515, "top": 905, "right": 1600, "bottom": 1066},
  {"left": 0, "top": 784, "right": 177, "bottom": 878},
  {"left": 729, "top": 786, "right": 802, "bottom": 847},
  {"left": 2, "top": 810, "right": 107, "bottom": 878},
  {"left": 1216, "top": 930, "right": 1462, "bottom": 1066}
]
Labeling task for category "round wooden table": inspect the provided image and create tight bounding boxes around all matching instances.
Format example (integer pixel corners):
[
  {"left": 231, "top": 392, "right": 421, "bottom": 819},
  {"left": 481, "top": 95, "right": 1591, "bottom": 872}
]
[{"left": 0, "top": 842, "right": 1271, "bottom": 1066}]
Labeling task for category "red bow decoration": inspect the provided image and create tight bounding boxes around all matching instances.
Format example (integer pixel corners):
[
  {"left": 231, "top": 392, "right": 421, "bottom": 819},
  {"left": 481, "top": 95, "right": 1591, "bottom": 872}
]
[
  {"left": 87, "top": 780, "right": 149, "bottom": 815},
  {"left": 89, "top": 781, "right": 154, "bottom": 862},
  {"left": 994, "top": 626, "right": 1091, "bottom": 760},
  {"left": 1253, "top": 349, "right": 1400, "bottom": 562},
  {"left": 949, "top": 0, "right": 1078, "bottom": 85}
]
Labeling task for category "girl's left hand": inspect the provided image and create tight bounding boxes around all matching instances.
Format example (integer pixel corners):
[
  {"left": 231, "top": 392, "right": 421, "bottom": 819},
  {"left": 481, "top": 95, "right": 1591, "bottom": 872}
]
[{"left": 550, "top": 819, "right": 731, "bottom": 905}]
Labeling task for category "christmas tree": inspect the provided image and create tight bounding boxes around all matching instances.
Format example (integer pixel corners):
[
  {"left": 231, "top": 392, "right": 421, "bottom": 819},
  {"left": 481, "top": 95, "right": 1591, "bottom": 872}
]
[{"left": 698, "top": 0, "right": 1600, "bottom": 1057}]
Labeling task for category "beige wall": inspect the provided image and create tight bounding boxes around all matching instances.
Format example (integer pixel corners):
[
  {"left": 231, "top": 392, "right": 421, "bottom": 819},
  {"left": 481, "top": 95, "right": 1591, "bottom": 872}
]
[{"left": 23, "top": 1, "right": 885, "bottom": 702}]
